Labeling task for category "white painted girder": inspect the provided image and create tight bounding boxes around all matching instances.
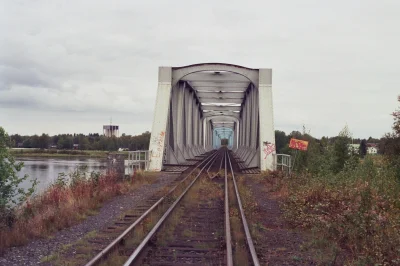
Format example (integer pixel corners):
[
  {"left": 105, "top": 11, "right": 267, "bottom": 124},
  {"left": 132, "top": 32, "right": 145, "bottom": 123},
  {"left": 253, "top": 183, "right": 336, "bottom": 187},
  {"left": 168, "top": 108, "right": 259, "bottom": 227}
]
[
  {"left": 195, "top": 92, "right": 245, "bottom": 98},
  {"left": 203, "top": 112, "right": 240, "bottom": 118},
  {"left": 198, "top": 98, "right": 243, "bottom": 104},
  {"left": 172, "top": 63, "right": 259, "bottom": 88},
  {"left": 212, "top": 122, "right": 235, "bottom": 126},
  {"left": 190, "top": 86, "right": 248, "bottom": 92},
  {"left": 201, "top": 106, "right": 241, "bottom": 111},
  {"left": 180, "top": 71, "right": 250, "bottom": 82},
  {"left": 190, "top": 81, "right": 249, "bottom": 88}
]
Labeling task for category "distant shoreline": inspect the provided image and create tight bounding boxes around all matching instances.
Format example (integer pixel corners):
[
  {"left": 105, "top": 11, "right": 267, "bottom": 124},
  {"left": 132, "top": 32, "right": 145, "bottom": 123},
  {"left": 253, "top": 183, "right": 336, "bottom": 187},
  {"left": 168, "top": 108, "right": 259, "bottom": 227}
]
[{"left": 10, "top": 149, "right": 128, "bottom": 158}]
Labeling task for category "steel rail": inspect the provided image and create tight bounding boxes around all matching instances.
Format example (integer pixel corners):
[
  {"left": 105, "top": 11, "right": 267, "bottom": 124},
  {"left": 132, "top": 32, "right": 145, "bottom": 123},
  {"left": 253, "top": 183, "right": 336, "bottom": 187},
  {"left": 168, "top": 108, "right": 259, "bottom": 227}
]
[
  {"left": 123, "top": 150, "right": 223, "bottom": 266},
  {"left": 85, "top": 150, "right": 218, "bottom": 266},
  {"left": 224, "top": 150, "right": 234, "bottom": 266},
  {"left": 219, "top": 149, "right": 225, "bottom": 170},
  {"left": 227, "top": 150, "right": 260, "bottom": 266}
]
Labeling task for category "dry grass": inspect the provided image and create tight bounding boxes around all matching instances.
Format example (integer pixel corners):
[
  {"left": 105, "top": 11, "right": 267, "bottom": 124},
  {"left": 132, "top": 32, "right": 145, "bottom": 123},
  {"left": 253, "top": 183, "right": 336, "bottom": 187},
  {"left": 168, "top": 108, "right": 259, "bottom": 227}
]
[
  {"left": 0, "top": 170, "right": 159, "bottom": 254},
  {"left": 259, "top": 159, "right": 400, "bottom": 265}
]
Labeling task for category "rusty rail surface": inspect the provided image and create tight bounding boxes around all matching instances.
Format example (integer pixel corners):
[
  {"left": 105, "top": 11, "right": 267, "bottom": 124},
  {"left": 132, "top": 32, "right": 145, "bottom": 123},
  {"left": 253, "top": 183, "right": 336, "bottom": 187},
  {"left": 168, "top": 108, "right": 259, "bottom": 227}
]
[{"left": 224, "top": 150, "right": 234, "bottom": 266}]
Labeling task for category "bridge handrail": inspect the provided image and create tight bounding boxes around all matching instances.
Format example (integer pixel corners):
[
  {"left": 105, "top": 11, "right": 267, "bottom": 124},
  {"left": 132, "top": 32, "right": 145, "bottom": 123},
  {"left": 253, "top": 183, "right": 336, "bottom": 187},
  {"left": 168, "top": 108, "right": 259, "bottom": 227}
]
[
  {"left": 128, "top": 150, "right": 150, "bottom": 171},
  {"left": 273, "top": 153, "right": 292, "bottom": 175}
]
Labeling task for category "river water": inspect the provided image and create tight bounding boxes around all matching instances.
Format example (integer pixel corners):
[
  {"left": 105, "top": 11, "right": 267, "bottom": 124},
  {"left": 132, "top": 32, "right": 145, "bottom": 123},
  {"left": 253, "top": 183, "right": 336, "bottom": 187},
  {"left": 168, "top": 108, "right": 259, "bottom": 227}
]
[{"left": 17, "top": 157, "right": 109, "bottom": 194}]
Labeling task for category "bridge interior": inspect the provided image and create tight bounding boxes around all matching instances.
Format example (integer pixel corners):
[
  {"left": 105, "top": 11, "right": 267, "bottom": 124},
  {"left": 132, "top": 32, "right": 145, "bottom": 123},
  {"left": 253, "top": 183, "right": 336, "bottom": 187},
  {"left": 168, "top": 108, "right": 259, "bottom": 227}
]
[{"left": 149, "top": 63, "right": 276, "bottom": 172}]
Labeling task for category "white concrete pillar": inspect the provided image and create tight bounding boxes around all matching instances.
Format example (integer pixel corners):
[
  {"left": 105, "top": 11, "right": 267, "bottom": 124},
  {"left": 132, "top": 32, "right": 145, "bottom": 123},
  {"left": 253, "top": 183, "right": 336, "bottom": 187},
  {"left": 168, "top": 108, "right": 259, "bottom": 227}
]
[
  {"left": 258, "top": 69, "right": 275, "bottom": 171},
  {"left": 149, "top": 67, "right": 172, "bottom": 171},
  {"left": 251, "top": 87, "right": 258, "bottom": 149}
]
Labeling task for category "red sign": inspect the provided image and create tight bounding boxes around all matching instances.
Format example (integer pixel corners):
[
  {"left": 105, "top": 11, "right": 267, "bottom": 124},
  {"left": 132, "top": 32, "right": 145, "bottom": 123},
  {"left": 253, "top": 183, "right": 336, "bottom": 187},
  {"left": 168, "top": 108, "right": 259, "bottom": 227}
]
[{"left": 289, "top": 138, "right": 309, "bottom": 151}]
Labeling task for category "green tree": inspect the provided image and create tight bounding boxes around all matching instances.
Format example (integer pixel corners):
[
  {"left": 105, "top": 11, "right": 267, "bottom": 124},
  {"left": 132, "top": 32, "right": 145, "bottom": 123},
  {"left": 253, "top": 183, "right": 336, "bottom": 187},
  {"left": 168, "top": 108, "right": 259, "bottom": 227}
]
[
  {"left": 0, "top": 127, "right": 36, "bottom": 227},
  {"left": 38, "top": 133, "right": 50, "bottom": 149},
  {"left": 331, "top": 125, "right": 351, "bottom": 173},
  {"left": 275, "top": 130, "right": 288, "bottom": 154},
  {"left": 30, "top": 135, "right": 40, "bottom": 148},
  {"left": 78, "top": 135, "right": 90, "bottom": 150},
  {"left": 382, "top": 95, "right": 400, "bottom": 179},
  {"left": 393, "top": 95, "right": 400, "bottom": 135},
  {"left": 359, "top": 139, "right": 367, "bottom": 158},
  {"left": 10, "top": 134, "right": 23, "bottom": 148},
  {"left": 22, "top": 138, "right": 31, "bottom": 148}
]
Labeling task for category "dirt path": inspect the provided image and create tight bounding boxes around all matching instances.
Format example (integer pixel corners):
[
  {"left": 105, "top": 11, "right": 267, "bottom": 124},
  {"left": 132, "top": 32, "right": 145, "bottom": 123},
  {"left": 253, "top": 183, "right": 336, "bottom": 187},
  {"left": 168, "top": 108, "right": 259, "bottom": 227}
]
[{"left": 0, "top": 173, "right": 180, "bottom": 266}]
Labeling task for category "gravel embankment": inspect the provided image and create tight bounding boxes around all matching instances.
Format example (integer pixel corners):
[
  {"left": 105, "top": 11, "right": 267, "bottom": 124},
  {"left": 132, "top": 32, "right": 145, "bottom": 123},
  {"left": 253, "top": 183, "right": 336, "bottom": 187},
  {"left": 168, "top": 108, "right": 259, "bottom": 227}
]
[{"left": 0, "top": 173, "right": 179, "bottom": 266}]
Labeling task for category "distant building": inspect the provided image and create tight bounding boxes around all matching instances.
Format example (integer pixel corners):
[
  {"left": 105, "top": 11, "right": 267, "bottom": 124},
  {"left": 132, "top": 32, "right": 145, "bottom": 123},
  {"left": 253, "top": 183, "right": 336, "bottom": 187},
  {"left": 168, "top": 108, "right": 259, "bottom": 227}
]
[
  {"left": 103, "top": 125, "right": 119, "bottom": 137},
  {"left": 367, "top": 143, "right": 378, "bottom": 154},
  {"left": 348, "top": 143, "right": 379, "bottom": 155},
  {"left": 73, "top": 144, "right": 79, "bottom": 150},
  {"left": 348, "top": 144, "right": 360, "bottom": 154}
]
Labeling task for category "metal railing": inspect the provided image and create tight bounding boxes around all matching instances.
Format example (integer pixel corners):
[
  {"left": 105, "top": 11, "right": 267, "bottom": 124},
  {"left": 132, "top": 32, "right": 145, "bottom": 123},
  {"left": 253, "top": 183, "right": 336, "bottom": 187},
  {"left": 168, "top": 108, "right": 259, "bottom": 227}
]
[
  {"left": 274, "top": 154, "right": 292, "bottom": 176},
  {"left": 127, "top": 150, "right": 149, "bottom": 172}
]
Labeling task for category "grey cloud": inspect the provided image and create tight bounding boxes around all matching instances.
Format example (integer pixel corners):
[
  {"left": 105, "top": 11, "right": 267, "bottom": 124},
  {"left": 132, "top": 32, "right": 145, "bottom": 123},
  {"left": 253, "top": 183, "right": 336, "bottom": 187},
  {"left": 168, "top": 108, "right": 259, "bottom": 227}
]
[{"left": 0, "top": 0, "right": 399, "bottom": 137}]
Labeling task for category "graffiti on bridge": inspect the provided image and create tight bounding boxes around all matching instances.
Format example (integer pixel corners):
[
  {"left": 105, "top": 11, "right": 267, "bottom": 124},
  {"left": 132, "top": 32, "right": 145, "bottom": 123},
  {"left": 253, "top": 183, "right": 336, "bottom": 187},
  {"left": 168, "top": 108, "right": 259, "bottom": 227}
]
[
  {"left": 151, "top": 131, "right": 165, "bottom": 158},
  {"left": 263, "top": 141, "right": 275, "bottom": 160}
]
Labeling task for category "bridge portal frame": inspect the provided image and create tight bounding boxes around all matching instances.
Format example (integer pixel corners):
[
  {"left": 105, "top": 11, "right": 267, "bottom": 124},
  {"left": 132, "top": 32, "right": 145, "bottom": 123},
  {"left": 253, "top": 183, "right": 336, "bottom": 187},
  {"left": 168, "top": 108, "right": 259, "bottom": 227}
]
[{"left": 148, "top": 63, "right": 275, "bottom": 172}]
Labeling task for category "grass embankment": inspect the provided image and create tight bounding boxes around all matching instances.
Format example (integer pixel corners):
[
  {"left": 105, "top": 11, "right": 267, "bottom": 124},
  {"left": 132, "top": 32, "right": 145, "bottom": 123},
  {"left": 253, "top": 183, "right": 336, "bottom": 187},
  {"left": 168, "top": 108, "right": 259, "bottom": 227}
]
[
  {"left": 10, "top": 149, "right": 129, "bottom": 158},
  {"left": 261, "top": 157, "right": 400, "bottom": 265},
  {"left": 0, "top": 170, "right": 158, "bottom": 254}
]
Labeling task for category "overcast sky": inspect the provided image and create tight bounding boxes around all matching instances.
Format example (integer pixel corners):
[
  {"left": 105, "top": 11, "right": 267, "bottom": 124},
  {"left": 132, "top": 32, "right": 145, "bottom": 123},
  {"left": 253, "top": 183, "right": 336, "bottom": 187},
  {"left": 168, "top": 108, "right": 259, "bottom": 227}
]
[{"left": 1, "top": 0, "right": 399, "bottom": 138}]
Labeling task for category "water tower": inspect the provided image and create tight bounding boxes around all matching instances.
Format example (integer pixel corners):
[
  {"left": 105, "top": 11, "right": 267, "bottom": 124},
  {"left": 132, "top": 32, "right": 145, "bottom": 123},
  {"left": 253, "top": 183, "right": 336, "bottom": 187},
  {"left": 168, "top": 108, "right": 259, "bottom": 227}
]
[{"left": 103, "top": 119, "right": 119, "bottom": 137}]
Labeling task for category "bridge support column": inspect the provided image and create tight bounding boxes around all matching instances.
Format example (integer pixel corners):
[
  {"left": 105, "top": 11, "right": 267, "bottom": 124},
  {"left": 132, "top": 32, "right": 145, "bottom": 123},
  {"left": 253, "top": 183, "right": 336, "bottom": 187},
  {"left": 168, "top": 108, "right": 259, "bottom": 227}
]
[
  {"left": 258, "top": 69, "right": 276, "bottom": 171},
  {"left": 148, "top": 67, "right": 172, "bottom": 171}
]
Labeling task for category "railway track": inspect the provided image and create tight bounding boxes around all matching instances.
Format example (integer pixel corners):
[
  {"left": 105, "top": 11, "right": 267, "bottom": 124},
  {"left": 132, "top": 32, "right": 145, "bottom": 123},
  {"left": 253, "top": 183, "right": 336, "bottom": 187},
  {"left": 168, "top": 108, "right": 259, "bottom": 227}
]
[{"left": 84, "top": 148, "right": 260, "bottom": 266}]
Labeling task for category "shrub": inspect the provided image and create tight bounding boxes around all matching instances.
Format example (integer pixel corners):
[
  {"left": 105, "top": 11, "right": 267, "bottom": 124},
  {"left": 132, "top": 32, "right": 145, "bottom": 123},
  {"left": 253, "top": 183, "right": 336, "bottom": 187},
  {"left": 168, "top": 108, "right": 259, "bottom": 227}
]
[
  {"left": 0, "top": 127, "right": 37, "bottom": 229},
  {"left": 282, "top": 157, "right": 400, "bottom": 264}
]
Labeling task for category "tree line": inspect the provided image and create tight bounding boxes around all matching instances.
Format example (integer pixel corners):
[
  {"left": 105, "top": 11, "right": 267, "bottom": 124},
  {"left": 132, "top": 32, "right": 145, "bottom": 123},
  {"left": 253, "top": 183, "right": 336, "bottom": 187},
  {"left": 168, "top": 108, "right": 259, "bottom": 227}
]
[
  {"left": 275, "top": 128, "right": 381, "bottom": 155},
  {"left": 9, "top": 132, "right": 151, "bottom": 151},
  {"left": 274, "top": 96, "right": 400, "bottom": 176},
  {"left": 8, "top": 129, "right": 383, "bottom": 154}
]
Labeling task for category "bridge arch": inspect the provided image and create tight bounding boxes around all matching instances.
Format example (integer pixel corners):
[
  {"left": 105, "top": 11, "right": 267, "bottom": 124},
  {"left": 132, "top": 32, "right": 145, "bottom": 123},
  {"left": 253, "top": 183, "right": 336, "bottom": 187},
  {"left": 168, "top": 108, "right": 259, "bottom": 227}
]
[{"left": 171, "top": 63, "right": 259, "bottom": 88}]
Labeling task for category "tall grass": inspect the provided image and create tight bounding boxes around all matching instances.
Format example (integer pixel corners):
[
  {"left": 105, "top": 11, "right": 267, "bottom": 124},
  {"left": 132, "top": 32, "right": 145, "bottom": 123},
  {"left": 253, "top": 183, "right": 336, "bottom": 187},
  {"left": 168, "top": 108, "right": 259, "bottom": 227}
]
[
  {"left": 265, "top": 157, "right": 400, "bottom": 264},
  {"left": 0, "top": 168, "right": 151, "bottom": 253}
]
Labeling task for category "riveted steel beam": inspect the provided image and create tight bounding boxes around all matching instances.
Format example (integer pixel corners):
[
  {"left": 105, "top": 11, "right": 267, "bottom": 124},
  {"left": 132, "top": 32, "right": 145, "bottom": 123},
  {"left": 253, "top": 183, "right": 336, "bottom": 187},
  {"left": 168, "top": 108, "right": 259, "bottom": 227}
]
[{"left": 202, "top": 105, "right": 241, "bottom": 112}]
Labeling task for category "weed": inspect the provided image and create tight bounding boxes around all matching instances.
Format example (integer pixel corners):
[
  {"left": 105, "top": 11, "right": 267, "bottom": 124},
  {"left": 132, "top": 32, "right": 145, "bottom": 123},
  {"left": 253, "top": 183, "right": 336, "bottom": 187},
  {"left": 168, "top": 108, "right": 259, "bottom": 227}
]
[
  {"left": 0, "top": 168, "right": 159, "bottom": 253},
  {"left": 40, "top": 253, "right": 58, "bottom": 262},
  {"left": 84, "top": 230, "right": 97, "bottom": 239},
  {"left": 292, "top": 255, "right": 302, "bottom": 262},
  {"left": 271, "top": 157, "right": 400, "bottom": 264}
]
